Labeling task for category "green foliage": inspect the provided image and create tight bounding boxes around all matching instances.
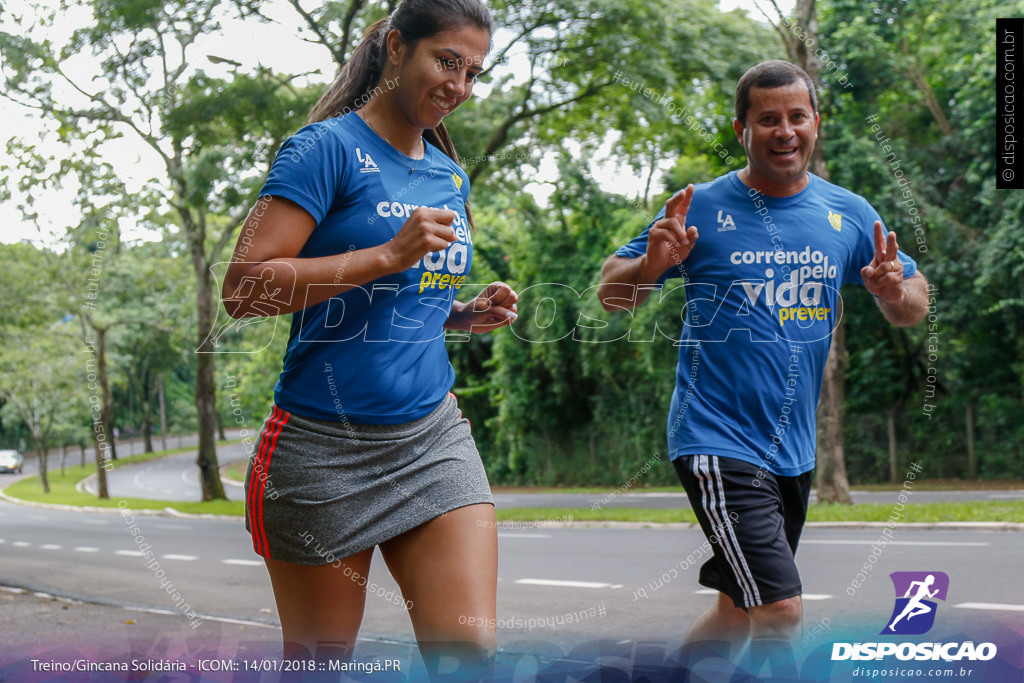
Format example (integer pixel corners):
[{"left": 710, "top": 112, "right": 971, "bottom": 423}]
[
  {"left": 2, "top": 0, "right": 1020, "bottom": 490},
  {"left": 819, "top": 0, "right": 1024, "bottom": 482}
]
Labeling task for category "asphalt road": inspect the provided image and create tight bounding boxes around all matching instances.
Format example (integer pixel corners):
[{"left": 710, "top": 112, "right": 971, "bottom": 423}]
[
  {"left": 2, "top": 497, "right": 1023, "bottom": 649},
  {"left": 5, "top": 441, "right": 1024, "bottom": 679},
  {"left": 77, "top": 442, "right": 252, "bottom": 502}
]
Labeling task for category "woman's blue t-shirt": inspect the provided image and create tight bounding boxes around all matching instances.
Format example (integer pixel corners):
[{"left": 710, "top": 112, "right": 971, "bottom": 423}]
[{"left": 259, "top": 113, "right": 472, "bottom": 424}]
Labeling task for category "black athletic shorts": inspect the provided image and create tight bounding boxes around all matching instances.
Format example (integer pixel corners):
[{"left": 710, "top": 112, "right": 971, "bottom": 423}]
[{"left": 673, "top": 454, "right": 813, "bottom": 609}]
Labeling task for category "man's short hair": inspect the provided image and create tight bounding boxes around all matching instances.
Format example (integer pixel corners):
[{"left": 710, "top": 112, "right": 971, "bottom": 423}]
[{"left": 735, "top": 60, "right": 818, "bottom": 125}]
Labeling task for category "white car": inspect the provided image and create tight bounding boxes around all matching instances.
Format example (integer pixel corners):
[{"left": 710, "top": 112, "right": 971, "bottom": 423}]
[{"left": 0, "top": 450, "right": 25, "bottom": 474}]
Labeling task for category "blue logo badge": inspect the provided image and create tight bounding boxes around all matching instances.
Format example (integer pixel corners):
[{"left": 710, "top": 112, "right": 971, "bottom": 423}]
[{"left": 881, "top": 571, "right": 949, "bottom": 635}]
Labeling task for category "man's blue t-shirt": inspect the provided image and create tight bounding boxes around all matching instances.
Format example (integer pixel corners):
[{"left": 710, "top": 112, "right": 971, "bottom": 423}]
[
  {"left": 259, "top": 113, "right": 473, "bottom": 424},
  {"left": 615, "top": 172, "right": 917, "bottom": 476}
]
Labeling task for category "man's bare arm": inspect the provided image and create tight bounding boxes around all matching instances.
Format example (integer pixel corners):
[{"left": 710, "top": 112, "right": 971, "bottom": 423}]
[{"left": 878, "top": 271, "right": 929, "bottom": 327}]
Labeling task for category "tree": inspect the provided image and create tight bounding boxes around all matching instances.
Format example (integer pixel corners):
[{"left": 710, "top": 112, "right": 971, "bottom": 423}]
[
  {"left": 1, "top": 0, "right": 313, "bottom": 499},
  {"left": 0, "top": 244, "right": 80, "bottom": 493}
]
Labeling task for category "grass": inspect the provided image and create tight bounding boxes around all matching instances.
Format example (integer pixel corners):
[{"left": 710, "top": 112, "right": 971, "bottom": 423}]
[
  {"left": 496, "top": 507, "right": 698, "bottom": 524},
  {"left": 221, "top": 458, "right": 248, "bottom": 482},
  {"left": 2, "top": 440, "right": 246, "bottom": 517},
  {"left": 806, "top": 501, "right": 1024, "bottom": 523},
  {"left": 495, "top": 501, "right": 1024, "bottom": 524},
  {"left": 490, "top": 485, "right": 685, "bottom": 494},
  {"left": 492, "top": 480, "right": 1024, "bottom": 494}
]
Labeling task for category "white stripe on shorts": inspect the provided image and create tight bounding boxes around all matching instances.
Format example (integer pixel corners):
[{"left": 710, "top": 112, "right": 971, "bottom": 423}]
[{"left": 692, "top": 455, "right": 761, "bottom": 607}]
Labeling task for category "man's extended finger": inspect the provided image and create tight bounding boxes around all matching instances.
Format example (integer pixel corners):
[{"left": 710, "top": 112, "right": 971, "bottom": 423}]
[
  {"left": 665, "top": 184, "right": 695, "bottom": 221},
  {"left": 873, "top": 221, "right": 886, "bottom": 263},
  {"left": 886, "top": 230, "right": 900, "bottom": 262}
]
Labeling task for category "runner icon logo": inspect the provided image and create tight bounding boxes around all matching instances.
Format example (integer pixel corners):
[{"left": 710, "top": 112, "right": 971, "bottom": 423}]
[{"left": 881, "top": 571, "right": 949, "bottom": 635}]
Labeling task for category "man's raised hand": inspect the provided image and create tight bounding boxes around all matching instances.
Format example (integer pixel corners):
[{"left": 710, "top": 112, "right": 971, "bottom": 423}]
[
  {"left": 860, "top": 221, "right": 906, "bottom": 305},
  {"left": 643, "top": 184, "right": 699, "bottom": 282}
]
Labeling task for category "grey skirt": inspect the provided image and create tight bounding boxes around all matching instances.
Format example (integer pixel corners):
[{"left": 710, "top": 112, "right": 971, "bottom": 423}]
[{"left": 244, "top": 393, "right": 493, "bottom": 564}]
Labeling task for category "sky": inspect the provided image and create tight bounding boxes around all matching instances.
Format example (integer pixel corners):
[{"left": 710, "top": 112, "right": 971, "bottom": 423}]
[{"left": 0, "top": 0, "right": 794, "bottom": 247}]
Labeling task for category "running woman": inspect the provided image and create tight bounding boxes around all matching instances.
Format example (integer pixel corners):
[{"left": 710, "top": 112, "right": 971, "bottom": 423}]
[
  {"left": 222, "top": 1, "right": 516, "bottom": 678},
  {"left": 598, "top": 60, "right": 929, "bottom": 672}
]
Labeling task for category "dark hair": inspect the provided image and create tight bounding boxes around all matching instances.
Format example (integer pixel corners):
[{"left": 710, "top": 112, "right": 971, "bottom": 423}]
[
  {"left": 306, "top": 1, "right": 492, "bottom": 230},
  {"left": 735, "top": 60, "right": 818, "bottom": 125}
]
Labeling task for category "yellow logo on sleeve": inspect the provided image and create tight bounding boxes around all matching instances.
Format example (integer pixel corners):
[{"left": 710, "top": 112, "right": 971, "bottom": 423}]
[
  {"left": 452, "top": 173, "right": 463, "bottom": 191},
  {"left": 828, "top": 210, "right": 842, "bottom": 232}
]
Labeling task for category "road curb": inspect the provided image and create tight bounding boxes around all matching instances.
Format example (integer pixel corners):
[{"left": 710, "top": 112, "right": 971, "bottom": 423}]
[
  {"left": 219, "top": 461, "right": 245, "bottom": 489},
  {"left": 803, "top": 520, "right": 1024, "bottom": 531}
]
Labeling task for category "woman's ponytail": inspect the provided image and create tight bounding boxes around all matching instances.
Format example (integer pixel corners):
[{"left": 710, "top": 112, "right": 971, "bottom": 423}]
[{"left": 306, "top": 19, "right": 389, "bottom": 124}]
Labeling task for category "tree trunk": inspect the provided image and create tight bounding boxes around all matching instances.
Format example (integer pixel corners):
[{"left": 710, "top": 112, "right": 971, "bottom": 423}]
[
  {"left": 142, "top": 405, "right": 153, "bottom": 453},
  {"left": 887, "top": 406, "right": 898, "bottom": 484},
  {"left": 191, "top": 221, "right": 226, "bottom": 501},
  {"left": 966, "top": 400, "right": 977, "bottom": 479},
  {"left": 90, "top": 329, "right": 111, "bottom": 499},
  {"left": 158, "top": 372, "right": 168, "bottom": 452},
  {"left": 79, "top": 442, "right": 86, "bottom": 468},
  {"left": 784, "top": 0, "right": 852, "bottom": 504},
  {"left": 216, "top": 410, "right": 227, "bottom": 442},
  {"left": 35, "top": 443, "right": 49, "bottom": 494},
  {"left": 141, "top": 378, "right": 154, "bottom": 454},
  {"left": 815, "top": 320, "right": 853, "bottom": 504},
  {"left": 60, "top": 443, "right": 67, "bottom": 476}
]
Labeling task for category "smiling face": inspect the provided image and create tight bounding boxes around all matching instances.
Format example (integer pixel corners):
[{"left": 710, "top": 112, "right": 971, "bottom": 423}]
[
  {"left": 386, "top": 25, "right": 491, "bottom": 130},
  {"left": 734, "top": 81, "right": 820, "bottom": 196}
]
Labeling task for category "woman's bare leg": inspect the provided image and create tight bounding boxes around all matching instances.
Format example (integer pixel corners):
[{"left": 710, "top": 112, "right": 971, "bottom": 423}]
[
  {"left": 264, "top": 548, "right": 375, "bottom": 660},
  {"left": 380, "top": 503, "right": 498, "bottom": 681}
]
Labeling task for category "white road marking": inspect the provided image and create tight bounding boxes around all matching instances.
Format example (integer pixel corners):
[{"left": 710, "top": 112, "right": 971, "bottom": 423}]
[
  {"left": 222, "top": 559, "right": 264, "bottom": 566},
  {"left": 497, "top": 533, "right": 551, "bottom": 539},
  {"left": 620, "top": 493, "right": 686, "bottom": 498},
  {"left": 516, "top": 579, "right": 613, "bottom": 589},
  {"left": 803, "top": 540, "right": 989, "bottom": 547},
  {"left": 955, "top": 602, "right": 1024, "bottom": 612},
  {"left": 74, "top": 547, "right": 100, "bottom": 553},
  {"left": 12, "top": 542, "right": 30, "bottom": 547},
  {"left": 162, "top": 554, "right": 199, "bottom": 561},
  {"left": 696, "top": 589, "right": 832, "bottom": 600},
  {"left": 78, "top": 519, "right": 110, "bottom": 526},
  {"left": 39, "top": 544, "right": 61, "bottom": 550},
  {"left": 114, "top": 550, "right": 145, "bottom": 557}
]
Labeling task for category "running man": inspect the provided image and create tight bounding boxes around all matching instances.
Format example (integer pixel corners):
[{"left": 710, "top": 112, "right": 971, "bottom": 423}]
[
  {"left": 598, "top": 60, "right": 929, "bottom": 669},
  {"left": 888, "top": 575, "right": 939, "bottom": 631}
]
